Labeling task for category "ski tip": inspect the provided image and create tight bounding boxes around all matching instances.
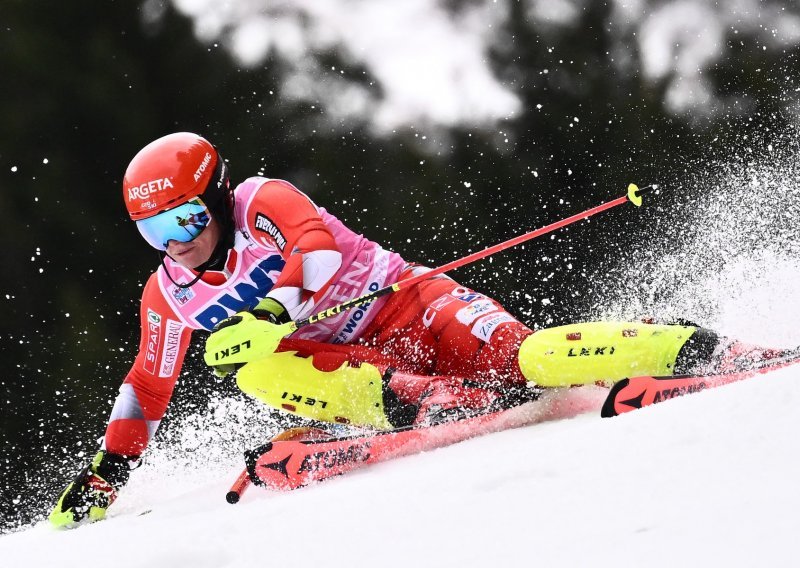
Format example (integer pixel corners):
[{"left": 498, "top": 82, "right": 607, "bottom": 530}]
[{"left": 600, "top": 378, "right": 629, "bottom": 417}]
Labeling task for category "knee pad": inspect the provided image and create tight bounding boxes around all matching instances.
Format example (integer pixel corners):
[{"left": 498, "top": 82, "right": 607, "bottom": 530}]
[
  {"left": 236, "top": 351, "right": 396, "bottom": 429},
  {"left": 517, "top": 322, "right": 697, "bottom": 387}
]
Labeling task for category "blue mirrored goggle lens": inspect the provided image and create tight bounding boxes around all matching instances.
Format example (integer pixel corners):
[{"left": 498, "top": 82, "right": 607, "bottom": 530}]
[{"left": 135, "top": 199, "right": 211, "bottom": 251}]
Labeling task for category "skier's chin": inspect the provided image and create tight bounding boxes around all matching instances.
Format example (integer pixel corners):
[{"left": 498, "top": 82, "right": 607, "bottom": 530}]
[{"left": 169, "top": 246, "right": 211, "bottom": 270}]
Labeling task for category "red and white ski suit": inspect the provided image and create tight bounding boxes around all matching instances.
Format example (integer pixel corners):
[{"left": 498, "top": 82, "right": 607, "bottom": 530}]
[{"left": 104, "top": 178, "right": 533, "bottom": 457}]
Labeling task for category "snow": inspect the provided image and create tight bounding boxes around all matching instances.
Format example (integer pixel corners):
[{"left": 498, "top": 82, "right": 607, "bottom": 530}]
[
  {"left": 2, "top": 363, "right": 799, "bottom": 567},
  {"left": 5, "top": 105, "right": 800, "bottom": 565}
]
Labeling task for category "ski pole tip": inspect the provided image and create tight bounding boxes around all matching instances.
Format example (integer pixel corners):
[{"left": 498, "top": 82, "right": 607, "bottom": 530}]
[
  {"left": 226, "top": 490, "right": 241, "bottom": 504},
  {"left": 627, "top": 183, "right": 643, "bottom": 207}
]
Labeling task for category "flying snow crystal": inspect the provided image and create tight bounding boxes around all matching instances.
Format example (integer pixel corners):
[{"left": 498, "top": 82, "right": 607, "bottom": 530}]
[
  {"left": 11, "top": 166, "right": 17, "bottom": 172},
  {"left": 593, "top": 142, "right": 800, "bottom": 346}
]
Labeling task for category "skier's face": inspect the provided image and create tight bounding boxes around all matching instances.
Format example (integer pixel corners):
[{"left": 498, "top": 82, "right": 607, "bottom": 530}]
[{"left": 165, "top": 214, "right": 221, "bottom": 269}]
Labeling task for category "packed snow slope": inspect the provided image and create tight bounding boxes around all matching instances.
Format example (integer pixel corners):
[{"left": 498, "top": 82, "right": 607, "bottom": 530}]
[
  {"left": 2, "top": 363, "right": 800, "bottom": 568},
  {"left": 6, "top": 152, "right": 800, "bottom": 566}
]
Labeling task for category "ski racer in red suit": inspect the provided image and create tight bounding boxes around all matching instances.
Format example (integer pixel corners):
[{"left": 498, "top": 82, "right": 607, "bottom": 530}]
[{"left": 49, "top": 132, "right": 790, "bottom": 528}]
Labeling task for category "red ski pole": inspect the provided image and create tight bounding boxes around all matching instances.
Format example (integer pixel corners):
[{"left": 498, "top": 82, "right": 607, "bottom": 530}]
[
  {"left": 209, "top": 183, "right": 653, "bottom": 367},
  {"left": 226, "top": 469, "right": 251, "bottom": 504},
  {"left": 293, "top": 183, "right": 652, "bottom": 330}
]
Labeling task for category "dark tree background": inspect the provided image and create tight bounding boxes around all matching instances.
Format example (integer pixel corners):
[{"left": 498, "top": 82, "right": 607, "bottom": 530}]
[{"left": 2, "top": 0, "right": 799, "bottom": 531}]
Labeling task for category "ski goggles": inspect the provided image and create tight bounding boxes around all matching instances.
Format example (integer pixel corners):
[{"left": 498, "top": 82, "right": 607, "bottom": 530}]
[{"left": 135, "top": 198, "right": 212, "bottom": 251}]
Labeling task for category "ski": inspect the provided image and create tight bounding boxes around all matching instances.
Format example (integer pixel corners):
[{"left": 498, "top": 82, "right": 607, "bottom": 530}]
[
  {"left": 601, "top": 350, "right": 800, "bottom": 417},
  {"left": 226, "top": 427, "right": 330, "bottom": 503},
  {"left": 244, "top": 408, "right": 522, "bottom": 491},
  {"left": 242, "top": 387, "right": 602, "bottom": 492}
]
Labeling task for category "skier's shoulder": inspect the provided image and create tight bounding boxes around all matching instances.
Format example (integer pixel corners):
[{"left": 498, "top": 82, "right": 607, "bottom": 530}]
[
  {"left": 236, "top": 176, "right": 324, "bottom": 244},
  {"left": 235, "top": 176, "right": 313, "bottom": 211}
]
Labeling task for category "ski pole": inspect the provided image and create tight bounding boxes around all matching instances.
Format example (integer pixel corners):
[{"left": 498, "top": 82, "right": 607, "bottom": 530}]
[
  {"left": 226, "top": 469, "right": 251, "bottom": 504},
  {"left": 206, "top": 183, "right": 653, "bottom": 368},
  {"left": 290, "top": 183, "right": 653, "bottom": 331}
]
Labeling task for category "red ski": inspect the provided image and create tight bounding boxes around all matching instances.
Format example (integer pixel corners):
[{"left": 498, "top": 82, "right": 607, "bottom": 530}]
[
  {"left": 601, "top": 352, "right": 800, "bottom": 417},
  {"left": 245, "top": 407, "right": 529, "bottom": 491},
  {"left": 240, "top": 387, "right": 606, "bottom": 493}
]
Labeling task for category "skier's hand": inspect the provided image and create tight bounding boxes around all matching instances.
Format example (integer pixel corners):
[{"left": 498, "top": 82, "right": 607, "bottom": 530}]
[
  {"left": 204, "top": 310, "right": 295, "bottom": 375},
  {"left": 49, "top": 451, "right": 133, "bottom": 529}
]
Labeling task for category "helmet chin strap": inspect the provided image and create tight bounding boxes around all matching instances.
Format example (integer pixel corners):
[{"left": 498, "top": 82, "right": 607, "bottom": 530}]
[{"left": 159, "top": 253, "right": 207, "bottom": 289}]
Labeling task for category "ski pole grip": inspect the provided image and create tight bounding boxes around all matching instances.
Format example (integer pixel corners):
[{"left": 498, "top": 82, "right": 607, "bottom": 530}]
[{"left": 226, "top": 469, "right": 251, "bottom": 504}]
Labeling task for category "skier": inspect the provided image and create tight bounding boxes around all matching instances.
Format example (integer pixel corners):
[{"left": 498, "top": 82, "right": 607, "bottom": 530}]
[{"left": 48, "top": 132, "right": 785, "bottom": 528}]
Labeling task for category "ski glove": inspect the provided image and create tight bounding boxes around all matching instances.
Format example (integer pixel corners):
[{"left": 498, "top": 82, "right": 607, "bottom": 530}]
[
  {"left": 204, "top": 298, "right": 295, "bottom": 377},
  {"left": 49, "top": 450, "right": 134, "bottom": 529}
]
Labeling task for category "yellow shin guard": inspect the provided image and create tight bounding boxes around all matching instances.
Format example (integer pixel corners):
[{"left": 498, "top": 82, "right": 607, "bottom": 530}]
[
  {"left": 236, "top": 351, "right": 395, "bottom": 429},
  {"left": 518, "top": 321, "right": 697, "bottom": 387}
]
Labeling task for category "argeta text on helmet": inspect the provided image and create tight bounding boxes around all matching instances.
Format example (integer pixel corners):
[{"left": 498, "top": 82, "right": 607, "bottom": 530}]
[{"left": 128, "top": 178, "right": 175, "bottom": 205}]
